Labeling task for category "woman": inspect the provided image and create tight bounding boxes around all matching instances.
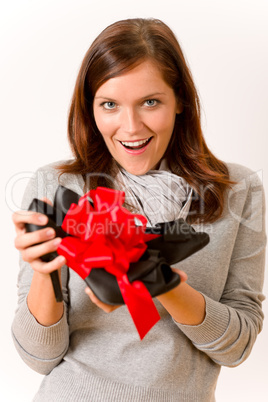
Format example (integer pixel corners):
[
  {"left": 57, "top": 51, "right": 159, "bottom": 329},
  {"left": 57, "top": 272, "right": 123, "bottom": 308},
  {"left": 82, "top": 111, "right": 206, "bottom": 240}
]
[{"left": 12, "top": 18, "right": 266, "bottom": 401}]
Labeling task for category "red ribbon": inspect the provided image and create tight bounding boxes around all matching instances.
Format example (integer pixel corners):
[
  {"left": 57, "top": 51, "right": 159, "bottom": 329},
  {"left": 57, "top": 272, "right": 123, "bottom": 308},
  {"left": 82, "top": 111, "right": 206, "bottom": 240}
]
[{"left": 57, "top": 187, "right": 160, "bottom": 339}]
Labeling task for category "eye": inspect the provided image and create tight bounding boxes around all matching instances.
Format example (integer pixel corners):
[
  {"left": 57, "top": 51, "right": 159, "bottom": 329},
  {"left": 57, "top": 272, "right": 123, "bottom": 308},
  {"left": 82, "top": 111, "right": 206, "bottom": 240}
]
[
  {"left": 144, "top": 99, "right": 158, "bottom": 107},
  {"left": 102, "top": 101, "right": 116, "bottom": 110}
]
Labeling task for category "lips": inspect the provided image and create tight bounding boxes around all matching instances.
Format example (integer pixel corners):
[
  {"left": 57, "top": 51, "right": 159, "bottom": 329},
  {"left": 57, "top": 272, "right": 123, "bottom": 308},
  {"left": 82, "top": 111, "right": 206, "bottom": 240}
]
[{"left": 119, "top": 137, "right": 152, "bottom": 150}]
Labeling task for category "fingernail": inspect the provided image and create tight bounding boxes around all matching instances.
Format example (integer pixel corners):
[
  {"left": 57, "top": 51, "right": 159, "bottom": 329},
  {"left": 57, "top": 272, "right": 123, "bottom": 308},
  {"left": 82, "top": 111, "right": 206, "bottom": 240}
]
[
  {"left": 46, "top": 228, "right": 54, "bottom": 237},
  {"left": 85, "top": 287, "right": 92, "bottom": 295},
  {"left": 53, "top": 238, "right": 62, "bottom": 246},
  {"left": 38, "top": 215, "right": 47, "bottom": 223},
  {"left": 58, "top": 256, "right": 66, "bottom": 264}
]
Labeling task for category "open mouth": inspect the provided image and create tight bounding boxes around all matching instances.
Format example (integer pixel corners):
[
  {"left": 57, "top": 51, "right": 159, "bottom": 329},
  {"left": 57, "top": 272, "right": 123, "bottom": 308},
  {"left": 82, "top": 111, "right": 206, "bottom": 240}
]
[{"left": 119, "top": 137, "right": 153, "bottom": 150}]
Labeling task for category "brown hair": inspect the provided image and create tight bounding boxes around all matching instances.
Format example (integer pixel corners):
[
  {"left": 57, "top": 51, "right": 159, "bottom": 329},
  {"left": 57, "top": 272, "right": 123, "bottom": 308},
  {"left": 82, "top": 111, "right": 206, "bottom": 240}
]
[{"left": 58, "top": 18, "right": 234, "bottom": 223}]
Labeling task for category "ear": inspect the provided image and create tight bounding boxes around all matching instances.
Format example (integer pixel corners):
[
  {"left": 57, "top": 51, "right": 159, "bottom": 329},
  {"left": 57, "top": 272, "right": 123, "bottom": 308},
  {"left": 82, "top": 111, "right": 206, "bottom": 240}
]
[{"left": 176, "top": 101, "right": 184, "bottom": 114}]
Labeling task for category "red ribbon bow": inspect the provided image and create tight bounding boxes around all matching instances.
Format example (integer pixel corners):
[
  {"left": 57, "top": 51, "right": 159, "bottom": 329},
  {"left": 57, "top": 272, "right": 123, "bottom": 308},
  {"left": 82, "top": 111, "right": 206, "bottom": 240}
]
[{"left": 57, "top": 187, "right": 160, "bottom": 339}]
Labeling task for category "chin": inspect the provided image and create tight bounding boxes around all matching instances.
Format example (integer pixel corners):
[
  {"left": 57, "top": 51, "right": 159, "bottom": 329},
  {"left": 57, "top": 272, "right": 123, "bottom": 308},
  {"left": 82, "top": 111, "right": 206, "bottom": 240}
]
[
  {"left": 123, "top": 166, "right": 150, "bottom": 176},
  {"left": 118, "top": 158, "right": 159, "bottom": 175}
]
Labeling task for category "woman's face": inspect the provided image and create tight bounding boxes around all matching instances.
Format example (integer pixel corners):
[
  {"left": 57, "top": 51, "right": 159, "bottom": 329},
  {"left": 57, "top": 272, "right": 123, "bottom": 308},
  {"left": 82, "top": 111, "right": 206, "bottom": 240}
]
[{"left": 93, "top": 60, "right": 182, "bottom": 175}]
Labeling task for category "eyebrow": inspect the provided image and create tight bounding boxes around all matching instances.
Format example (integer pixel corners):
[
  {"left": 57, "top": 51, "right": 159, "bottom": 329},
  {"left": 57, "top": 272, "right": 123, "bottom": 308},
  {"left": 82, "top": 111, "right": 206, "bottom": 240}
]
[{"left": 94, "top": 92, "right": 167, "bottom": 101}]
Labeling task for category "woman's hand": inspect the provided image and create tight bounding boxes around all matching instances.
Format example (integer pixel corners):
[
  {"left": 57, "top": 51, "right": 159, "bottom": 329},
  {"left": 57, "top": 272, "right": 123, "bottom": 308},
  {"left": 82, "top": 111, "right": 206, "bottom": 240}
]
[
  {"left": 172, "top": 268, "right": 188, "bottom": 283},
  {"left": 12, "top": 198, "right": 66, "bottom": 326},
  {"left": 157, "top": 267, "right": 206, "bottom": 326},
  {"left": 85, "top": 268, "right": 188, "bottom": 314},
  {"left": 12, "top": 198, "right": 66, "bottom": 275},
  {"left": 85, "top": 287, "right": 121, "bottom": 313}
]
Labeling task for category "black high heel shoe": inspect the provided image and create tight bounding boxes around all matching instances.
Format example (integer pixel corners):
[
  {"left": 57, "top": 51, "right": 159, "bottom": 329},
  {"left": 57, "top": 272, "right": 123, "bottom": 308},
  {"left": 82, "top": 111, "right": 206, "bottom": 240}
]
[
  {"left": 84, "top": 220, "right": 209, "bottom": 305},
  {"left": 85, "top": 249, "right": 181, "bottom": 305},
  {"left": 26, "top": 186, "right": 210, "bottom": 305},
  {"left": 145, "top": 218, "right": 210, "bottom": 265},
  {"left": 25, "top": 186, "right": 80, "bottom": 301}
]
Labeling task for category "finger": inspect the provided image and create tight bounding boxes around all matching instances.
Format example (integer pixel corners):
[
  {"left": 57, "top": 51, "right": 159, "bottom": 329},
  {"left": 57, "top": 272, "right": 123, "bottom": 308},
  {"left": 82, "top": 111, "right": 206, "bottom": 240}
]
[
  {"left": 85, "top": 287, "right": 102, "bottom": 305},
  {"left": 31, "top": 255, "right": 67, "bottom": 275},
  {"left": 14, "top": 227, "right": 56, "bottom": 250},
  {"left": 20, "top": 237, "right": 62, "bottom": 263},
  {"left": 12, "top": 210, "right": 48, "bottom": 233},
  {"left": 85, "top": 287, "right": 119, "bottom": 313},
  {"left": 171, "top": 268, "right": 188, "bottom": 282},
  {"left": 40, "top": 197, "right": 53, "bottom": 206}
]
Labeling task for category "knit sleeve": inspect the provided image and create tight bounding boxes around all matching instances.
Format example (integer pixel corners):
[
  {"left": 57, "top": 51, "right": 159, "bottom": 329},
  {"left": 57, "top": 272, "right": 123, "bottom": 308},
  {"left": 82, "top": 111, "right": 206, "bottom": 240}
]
[
  {"left": 175, "top": 168, "right": 266, "bottom": 367},
  {"left": 11, "top": 166, "right": 70, "bottom": 374}
]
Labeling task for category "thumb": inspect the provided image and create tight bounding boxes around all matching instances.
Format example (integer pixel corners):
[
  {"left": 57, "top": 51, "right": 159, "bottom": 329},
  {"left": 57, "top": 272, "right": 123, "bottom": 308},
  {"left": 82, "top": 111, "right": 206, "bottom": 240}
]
[
  {"left": 40, "top": 197, "right": 53, "bottom": 206},
  {"left": 171, "top": 268, "right": 188, "bottom": 283}
]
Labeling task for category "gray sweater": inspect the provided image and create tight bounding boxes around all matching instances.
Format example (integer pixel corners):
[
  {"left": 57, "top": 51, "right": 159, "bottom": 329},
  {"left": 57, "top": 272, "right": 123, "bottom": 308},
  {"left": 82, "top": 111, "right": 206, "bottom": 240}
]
[{"left": 12, "top": 162, "right": 266, "bottom": 402}]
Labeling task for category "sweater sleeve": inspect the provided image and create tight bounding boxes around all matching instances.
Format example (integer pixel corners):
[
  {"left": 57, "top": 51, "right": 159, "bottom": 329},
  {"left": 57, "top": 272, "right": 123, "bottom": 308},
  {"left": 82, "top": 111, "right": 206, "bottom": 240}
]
[
  {"left": 11, "top": 166, "right": 70, "bottom": 375},
  {"left": 175, "top": 168, "right": 266, "bottom": 367}
]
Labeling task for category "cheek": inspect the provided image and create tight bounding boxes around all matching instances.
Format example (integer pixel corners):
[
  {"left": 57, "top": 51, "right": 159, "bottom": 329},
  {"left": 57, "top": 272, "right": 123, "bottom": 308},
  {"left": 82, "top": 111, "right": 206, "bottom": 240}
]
[
  {"left": 152, "top": 112, "right": 176, "bottom": 139},
  {"left": 93, "top": 110, "right": 104, "bottom": 132},
  {"left": 94, "top": 113, "right": 113, "bottom": 141}
]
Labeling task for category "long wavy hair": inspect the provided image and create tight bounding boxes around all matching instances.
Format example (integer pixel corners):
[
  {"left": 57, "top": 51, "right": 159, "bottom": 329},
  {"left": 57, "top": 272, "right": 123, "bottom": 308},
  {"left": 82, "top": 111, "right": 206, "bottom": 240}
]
[{"left": 58, "top": 18, "right": 234, "bottom": 223}]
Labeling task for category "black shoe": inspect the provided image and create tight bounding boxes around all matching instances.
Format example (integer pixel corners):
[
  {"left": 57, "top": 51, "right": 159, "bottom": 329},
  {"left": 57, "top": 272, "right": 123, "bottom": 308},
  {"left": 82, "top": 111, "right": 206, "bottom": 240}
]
[
  {"left": 25, "top": 185, "right": 80, "bottom": 261},
  {"left": 85, "top": 249, "right": 181, "bottom": 305},
  {"left": 25, "top": 198, "right": 68, "bottom": 262},
  {"left": 25, "top": 186, "right": 79, "bottom": 302},
  {"left": 25, "top": 187, "right": 210, "bottom": 305},
  {"left": 145, "top": 218, "right": 210, "bottom": 265}
]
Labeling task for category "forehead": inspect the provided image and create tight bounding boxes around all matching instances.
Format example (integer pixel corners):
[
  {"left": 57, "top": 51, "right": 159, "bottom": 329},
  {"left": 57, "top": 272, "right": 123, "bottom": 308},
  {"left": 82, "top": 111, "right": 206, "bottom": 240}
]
[{"left": 94, "top": 60, "right": 171, "bottom": 98}]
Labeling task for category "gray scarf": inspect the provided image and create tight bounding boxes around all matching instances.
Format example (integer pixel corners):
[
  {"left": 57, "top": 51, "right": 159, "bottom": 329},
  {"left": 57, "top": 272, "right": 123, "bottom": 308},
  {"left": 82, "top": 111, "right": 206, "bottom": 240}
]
[{"left": 116, "top": 160, "right": 193, "bottom": 226}]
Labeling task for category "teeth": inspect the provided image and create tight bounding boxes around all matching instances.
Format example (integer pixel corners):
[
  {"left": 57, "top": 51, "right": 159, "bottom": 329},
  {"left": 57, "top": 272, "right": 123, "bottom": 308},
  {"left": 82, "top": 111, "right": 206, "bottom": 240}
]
[{"left": 120, "top": 138, "right": 150, "bottom": 147}]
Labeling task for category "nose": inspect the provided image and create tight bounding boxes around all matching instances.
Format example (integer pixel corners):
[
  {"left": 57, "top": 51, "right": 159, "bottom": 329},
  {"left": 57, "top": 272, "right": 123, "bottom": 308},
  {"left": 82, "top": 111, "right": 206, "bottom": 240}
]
[{"left": 120, "top": 107, "right": 143, "bottom": 135}]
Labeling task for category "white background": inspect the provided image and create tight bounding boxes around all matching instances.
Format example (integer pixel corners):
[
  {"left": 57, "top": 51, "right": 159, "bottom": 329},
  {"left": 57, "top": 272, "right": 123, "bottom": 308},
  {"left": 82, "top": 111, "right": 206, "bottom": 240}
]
[{"left": 1, "top": 0, "right": 267, "bottom": 400}]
